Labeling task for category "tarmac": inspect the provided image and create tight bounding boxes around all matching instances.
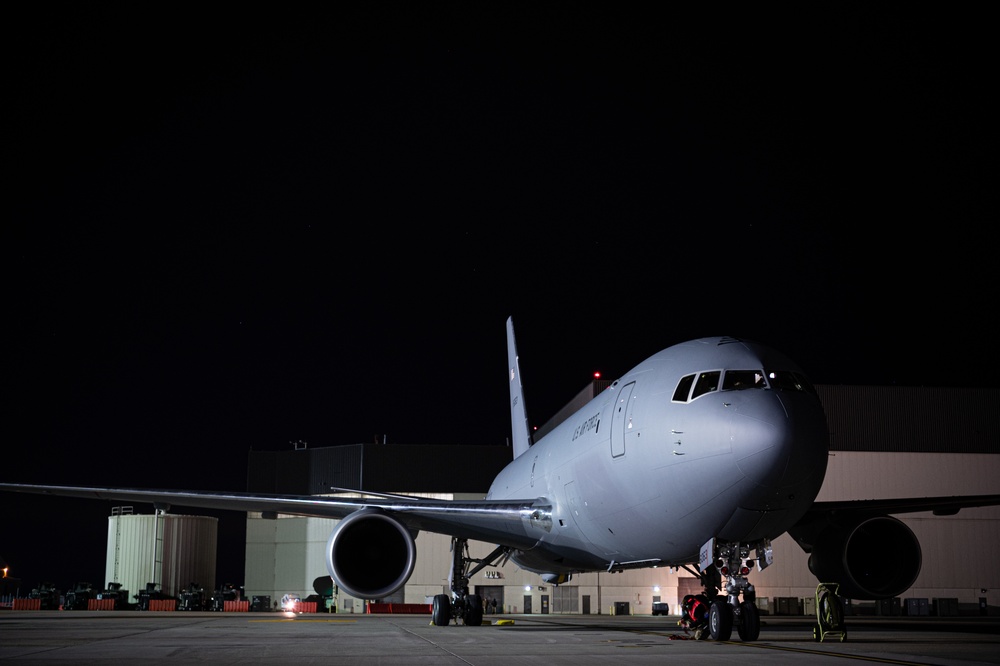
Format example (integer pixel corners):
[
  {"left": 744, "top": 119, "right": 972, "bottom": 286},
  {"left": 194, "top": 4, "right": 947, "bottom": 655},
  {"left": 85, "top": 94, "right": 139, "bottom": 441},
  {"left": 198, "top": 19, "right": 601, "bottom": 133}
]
[{"left": 2, "top": 610, "right": 999, "bottom": 665}]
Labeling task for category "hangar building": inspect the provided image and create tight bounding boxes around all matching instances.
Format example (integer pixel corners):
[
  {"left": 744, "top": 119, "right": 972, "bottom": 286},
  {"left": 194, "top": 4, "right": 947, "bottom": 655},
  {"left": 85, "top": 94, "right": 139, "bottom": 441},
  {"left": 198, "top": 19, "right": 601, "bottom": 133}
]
[{"left": 238, "top": 384, "right": 999, "bottom": 615}]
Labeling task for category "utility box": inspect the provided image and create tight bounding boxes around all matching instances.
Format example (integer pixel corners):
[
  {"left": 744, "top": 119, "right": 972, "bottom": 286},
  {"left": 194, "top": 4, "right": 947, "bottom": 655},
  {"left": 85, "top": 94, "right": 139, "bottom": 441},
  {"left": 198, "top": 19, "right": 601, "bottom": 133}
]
[
  {"left": 933, "top": 598, "right": 958, "bottom": 616},
  {"left": 877, "top": 598, "right": 901, "bottom": 616},
  {"left": 756, "top": 597, "right": 769, "bottom": 615}
]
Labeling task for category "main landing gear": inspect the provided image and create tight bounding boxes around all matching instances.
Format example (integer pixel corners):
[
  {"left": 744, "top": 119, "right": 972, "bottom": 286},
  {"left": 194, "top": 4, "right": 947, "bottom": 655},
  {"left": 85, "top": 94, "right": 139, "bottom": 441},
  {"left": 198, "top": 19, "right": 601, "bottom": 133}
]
[
  {"left": 682, "top": 538, "right": 767, "bottom": 641},
  {"left": 432, "top": 537, "right": 508, "bottom": 627}
]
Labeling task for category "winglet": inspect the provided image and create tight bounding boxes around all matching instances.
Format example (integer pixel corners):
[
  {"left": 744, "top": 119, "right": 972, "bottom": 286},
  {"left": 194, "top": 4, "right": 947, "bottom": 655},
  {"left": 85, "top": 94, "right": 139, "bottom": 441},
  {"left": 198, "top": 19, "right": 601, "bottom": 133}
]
[{"left": 507, "top": 317, "right": 532, "bottom": 458}]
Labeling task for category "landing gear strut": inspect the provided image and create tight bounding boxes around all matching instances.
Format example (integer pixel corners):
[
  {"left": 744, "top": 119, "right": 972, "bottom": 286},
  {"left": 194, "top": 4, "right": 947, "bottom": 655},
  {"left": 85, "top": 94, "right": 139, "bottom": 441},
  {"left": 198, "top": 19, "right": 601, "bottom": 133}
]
[
  {"left": 431, "top": 537, "right": 508, "bottom": 626},
  {"left": 684, "top": 537, "right": 768, "bottom": 641}
]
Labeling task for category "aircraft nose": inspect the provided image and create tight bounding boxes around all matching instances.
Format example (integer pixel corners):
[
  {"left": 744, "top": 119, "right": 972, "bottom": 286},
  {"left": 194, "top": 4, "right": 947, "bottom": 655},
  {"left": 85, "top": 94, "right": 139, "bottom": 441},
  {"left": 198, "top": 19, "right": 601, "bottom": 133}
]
[{"left": 731, "top": 392, "right": 829, "bottom": 502}]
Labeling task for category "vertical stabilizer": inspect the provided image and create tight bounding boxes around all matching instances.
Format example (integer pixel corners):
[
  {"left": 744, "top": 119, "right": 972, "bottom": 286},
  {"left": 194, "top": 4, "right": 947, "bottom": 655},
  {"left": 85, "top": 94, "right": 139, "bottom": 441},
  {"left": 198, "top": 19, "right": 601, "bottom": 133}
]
[{"left": 507, "top": 317, "right": 532, "bottom": 458}]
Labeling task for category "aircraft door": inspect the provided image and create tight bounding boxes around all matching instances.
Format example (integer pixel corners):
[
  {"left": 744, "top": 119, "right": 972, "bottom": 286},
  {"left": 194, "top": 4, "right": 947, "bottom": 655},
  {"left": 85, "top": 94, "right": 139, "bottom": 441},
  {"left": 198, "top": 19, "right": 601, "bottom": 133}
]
[{"left": 611, "top": 382, "right": 636, "bottom": 458}]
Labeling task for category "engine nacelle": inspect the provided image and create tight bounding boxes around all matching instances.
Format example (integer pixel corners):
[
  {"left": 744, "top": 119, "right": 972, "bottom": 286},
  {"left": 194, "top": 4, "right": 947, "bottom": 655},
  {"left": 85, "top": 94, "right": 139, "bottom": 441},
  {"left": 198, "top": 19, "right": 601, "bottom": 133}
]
[
  {"left": 325, "top": 508, "right": 417, "bottom": 600},
  {"left": 807, "top": 515, "right": 921, "bottom": 599}
]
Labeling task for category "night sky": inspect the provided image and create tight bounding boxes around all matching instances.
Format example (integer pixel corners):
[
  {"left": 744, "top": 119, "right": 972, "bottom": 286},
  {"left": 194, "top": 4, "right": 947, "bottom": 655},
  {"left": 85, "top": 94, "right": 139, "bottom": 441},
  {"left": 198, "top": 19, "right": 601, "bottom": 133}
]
[{"left": 5, "top": 6, "right": 994, "bottom": 594}]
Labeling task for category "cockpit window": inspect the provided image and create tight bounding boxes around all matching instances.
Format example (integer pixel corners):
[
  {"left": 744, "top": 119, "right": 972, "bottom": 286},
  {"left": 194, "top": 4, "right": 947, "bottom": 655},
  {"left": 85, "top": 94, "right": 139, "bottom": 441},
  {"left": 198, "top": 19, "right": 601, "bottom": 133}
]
[
  {"left": 690, "top": 371, "right": 720, "bottom": 399},
  {"left": 674, "top": 367, "right": 817, "bottom": 403},
  {"left": 672, "top": 374, "right": 696, "bottom": 402},
  {"left": 766, "top": 370, "right": 818, "bottom": 395},
  {"left": 722, "top": 370, "right": 768, "bottom": 390}
]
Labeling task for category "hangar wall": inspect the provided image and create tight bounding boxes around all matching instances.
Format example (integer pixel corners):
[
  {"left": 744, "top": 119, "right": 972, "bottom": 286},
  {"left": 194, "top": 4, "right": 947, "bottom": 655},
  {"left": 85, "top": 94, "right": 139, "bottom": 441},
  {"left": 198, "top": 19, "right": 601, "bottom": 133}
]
[
  {"left": 105, "top": 512, "right": 218, "bottom": 600},
  {"left": 242, "top": 453, "right": 1000, "bottom": 614},
  {"left": 241, "top": 385, "right": 1000, "bottom": 614}
]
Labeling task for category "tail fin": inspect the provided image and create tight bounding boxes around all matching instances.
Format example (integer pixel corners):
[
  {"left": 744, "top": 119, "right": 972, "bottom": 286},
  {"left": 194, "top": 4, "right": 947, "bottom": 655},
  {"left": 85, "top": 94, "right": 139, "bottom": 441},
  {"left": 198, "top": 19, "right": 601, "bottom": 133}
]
[{"left": 506, "top": 316, "right": 533, "bottom": 458}]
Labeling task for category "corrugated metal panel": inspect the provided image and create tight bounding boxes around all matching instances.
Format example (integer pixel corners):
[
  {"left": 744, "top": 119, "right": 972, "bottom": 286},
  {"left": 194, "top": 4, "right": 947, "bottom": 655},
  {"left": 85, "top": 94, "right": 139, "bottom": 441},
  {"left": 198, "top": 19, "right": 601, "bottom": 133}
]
[
  {"left": 105, "top": 513, "right": 217, "bottom": 599},
  {"left": 307, "top": 445, "right": 363, "bottom": 492},
  {"left": 245, "top": 387, "right": 1000, "bottom": 495},
  {"left": 362, "top": 444, "right": 509, "bottom": 493},
  {"left": 159, "top": 515, "right": 218, "bottom": 596},
  {"left": 817, "top": 385, "right": 1000, "bottom": 453},
  {"left": 535, "top": 379, "right": 614, "bottom": 440},
  {"left": 249, "top": 443, "right": 511, "bottom": 495},
  {"left": 817, "top": 452, "right": 1000, "bottom": 500},
  {"left": 106, "top": 512, "right": 158, "bottom": 597},
  {"left": 246, "top": 451, "right": 278, "bottom": 492}
]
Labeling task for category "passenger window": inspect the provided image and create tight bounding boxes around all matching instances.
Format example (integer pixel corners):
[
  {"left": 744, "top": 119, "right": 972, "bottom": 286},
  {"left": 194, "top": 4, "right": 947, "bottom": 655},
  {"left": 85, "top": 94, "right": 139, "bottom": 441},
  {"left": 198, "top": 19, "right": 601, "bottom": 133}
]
[
  {"left": 673, "top": 374, "right": 696, "bottom": 402},
  {"left": 690, "top": 371, "right": 720, "bottom": 399},
  {"left": 723, "top": 370, "right": 767, "bottom": 391}
]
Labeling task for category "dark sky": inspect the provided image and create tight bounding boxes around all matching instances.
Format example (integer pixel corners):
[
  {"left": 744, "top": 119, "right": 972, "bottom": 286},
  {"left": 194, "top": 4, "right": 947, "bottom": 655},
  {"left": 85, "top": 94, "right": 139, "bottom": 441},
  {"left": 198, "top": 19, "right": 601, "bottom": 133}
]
[{"left": 4, "top": 6, "right": 994, "bottom": 593}]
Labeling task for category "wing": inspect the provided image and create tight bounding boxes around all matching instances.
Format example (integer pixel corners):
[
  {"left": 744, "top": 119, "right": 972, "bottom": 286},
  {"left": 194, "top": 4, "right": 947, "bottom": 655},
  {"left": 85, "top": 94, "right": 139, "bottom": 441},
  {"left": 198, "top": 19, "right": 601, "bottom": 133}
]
[
  {"left": 786, "top": 493, "right": 1000, "bottom": 599},
  {"left": 790, "top": 493, "right": 1000, "bottom": 549},
  {"left": 804, "top": 494, "right": 1000, "bottom": 519},
  {"left": 0, "top": 483, "right": 544, "bottom": 550}
]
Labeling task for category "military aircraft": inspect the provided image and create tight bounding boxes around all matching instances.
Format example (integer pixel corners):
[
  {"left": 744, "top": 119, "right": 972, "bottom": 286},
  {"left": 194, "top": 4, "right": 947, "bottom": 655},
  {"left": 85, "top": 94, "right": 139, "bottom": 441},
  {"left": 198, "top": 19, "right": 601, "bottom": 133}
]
[{"left": 3, "top": 317, "right": 998, "bottom": 640}]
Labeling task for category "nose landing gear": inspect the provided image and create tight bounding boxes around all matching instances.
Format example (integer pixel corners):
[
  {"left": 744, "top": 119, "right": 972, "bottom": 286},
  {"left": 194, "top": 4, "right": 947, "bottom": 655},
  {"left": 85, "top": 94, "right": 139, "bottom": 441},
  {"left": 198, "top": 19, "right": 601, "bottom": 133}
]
[{"left": 683, "top": 537, "right": 767, "bottom": 641}]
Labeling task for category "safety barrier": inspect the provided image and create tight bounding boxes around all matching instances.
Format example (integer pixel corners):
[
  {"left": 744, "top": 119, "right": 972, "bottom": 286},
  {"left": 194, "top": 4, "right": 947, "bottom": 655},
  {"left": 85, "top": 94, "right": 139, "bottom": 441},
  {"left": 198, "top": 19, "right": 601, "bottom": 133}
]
[
  {"left": 365, "top": 603, "right": 432, "bottom": 614},
  {"left": 148, "top": 599, "right": 177, "bottom": 611},
  {"left": 223, "top": 600, "right": 249, "bottom": 612},
  {"left": 87, "top": 598, "right": 116, "bottom": 611},
  {"left": 12, "top": 598, "right": 42, "bottom": 610}
]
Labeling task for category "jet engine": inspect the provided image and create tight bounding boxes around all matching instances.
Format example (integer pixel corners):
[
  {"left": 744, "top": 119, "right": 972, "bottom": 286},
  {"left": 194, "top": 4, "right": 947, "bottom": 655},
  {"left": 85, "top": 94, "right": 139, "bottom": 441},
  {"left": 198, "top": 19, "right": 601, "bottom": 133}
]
[
  {"left": 807, "top": 515, "right": 921, "bottom": 599},
  {"left": 325, "top": 508, "right": 417, "bottom": 600}
]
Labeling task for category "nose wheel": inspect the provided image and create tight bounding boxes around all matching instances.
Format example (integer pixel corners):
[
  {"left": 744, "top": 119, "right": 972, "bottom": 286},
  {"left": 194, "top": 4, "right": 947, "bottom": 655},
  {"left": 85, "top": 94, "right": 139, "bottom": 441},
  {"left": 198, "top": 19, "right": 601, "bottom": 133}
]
[
  {"left": 685, "top": 538, "right": 765, "bottom": 642},
  {"left": 736, "top": 600, "right": 760, "bottom": 641},
  {"left": 708, "top": 600, "right": 733, "bottom": 640}
]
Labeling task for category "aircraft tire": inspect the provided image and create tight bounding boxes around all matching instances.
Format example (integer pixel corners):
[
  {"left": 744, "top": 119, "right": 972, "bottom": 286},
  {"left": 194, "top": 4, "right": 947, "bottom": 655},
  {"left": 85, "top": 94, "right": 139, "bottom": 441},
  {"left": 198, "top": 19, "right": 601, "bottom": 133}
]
[
  {"left": 708, "top": 601, "right": 733, "bottom": 641},
  {"left": 463, "top": 593, "right": 484, "bottom": 626},
  {"left": 736, "top": 600, "right": 760, "bottom": 641},
  {"left": 432, "top": 594, "right": 451, "bottom": 626}
]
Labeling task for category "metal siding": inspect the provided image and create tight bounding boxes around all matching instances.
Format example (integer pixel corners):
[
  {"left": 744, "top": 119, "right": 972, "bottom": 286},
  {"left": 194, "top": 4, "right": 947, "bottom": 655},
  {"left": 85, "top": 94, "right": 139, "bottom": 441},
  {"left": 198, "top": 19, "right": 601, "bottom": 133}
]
[
  {"left": 244, "top": 518, "right": 278, "bottom": 603},
  {"left": 105, "top": 514, "right": 217, "bottom": 600},
  {"left": 246, "top": 451, "right": 278, "bottom": 492},
  {"left": 106, "top": 514, "right": 158, "bottom": 598},
  {"left": 252, "top": 443, "right": 510, "bottom": 495},
  {"left": 362, "top": 444, "right": 510, "bottom": 493},
  {"left": 909, "top": 514, "right": 1000, "bottom": 590},
  {"left": 307, "top": 445, "right": 363, "bottom": 492},
  {"left": 159, "top": 515, "right": 218, "bottom": 597},
  {"left": 239, "top": 387, "right": 1000, "bottom": 608},
  {"left": 816, "top": 452, "right": 1000, "bottom": 501},
  {"left": 817, "top": 385, "right": 1000, "bottom": 453}
]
